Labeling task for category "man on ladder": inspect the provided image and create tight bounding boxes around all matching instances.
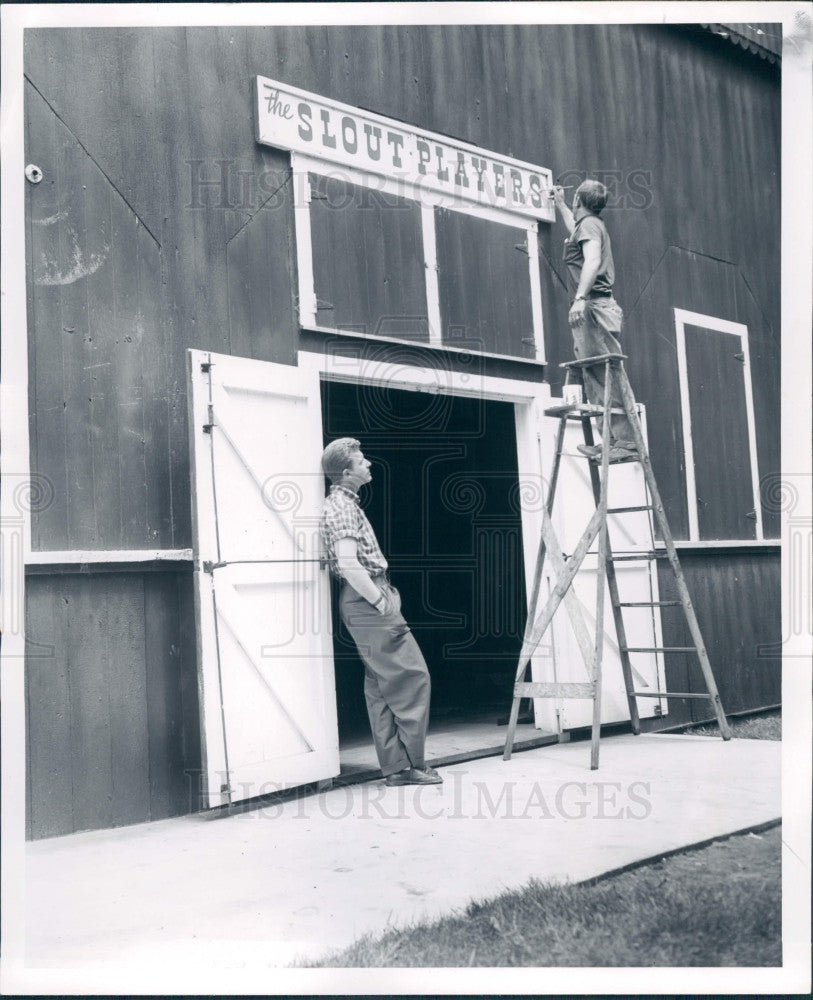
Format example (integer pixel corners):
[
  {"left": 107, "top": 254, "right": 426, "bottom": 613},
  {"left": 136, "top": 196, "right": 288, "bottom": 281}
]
[
  {"left": 501, "top": 181, "right": 732, "bottom": 769},
  {"left": 552, "top": 180, "right": 639, "bottom": 464}
]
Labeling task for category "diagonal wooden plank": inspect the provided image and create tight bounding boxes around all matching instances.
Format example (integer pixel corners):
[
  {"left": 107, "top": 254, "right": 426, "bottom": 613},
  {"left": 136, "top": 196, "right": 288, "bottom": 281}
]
[
  {"left": 539, "top": 504, "right": 598, "bottom": 681},
  {"left": 210, "top": 386, "right": 307, "bottom": 555},
  {"left": 214, "top": 590, "right": 316, "bottom": 753},
  {"left": 515, "top": 502, "right": 605, "bottom": 680}
]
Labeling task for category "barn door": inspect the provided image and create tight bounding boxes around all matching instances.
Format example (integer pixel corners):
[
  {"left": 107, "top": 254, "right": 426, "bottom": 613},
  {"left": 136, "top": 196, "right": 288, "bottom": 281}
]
[
  {"left": 534, "top": 408, "right": 666, "bottom": 730},
  {"left": 187, "top": 349, "right": 338, "bottom": 807}
]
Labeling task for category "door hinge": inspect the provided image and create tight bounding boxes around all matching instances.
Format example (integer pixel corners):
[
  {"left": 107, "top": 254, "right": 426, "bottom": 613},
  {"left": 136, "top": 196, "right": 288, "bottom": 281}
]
[
  {"left": 201, "top": 361, "right": 213, "bottom": 374},
  {"left": 514, "top": 242, "right": 529, "bottom": 256},
  {"left": 653, "top": 703, "right": 663, "bottom": 716},
  {"left": 316, "top": 298, "right": 334, "bottom": 312},
  {"left": 745, "top": 508, "right": 758, "bottom": 521},
  {"left": 733, "top": 353, "right": 745, "bottom": 364},
  {"left": 202, "top": 403, "right": 215, "bottom": 434}
]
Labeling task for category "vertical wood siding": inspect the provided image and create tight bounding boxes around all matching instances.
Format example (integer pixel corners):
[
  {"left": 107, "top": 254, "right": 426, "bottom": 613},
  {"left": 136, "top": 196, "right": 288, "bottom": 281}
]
[
  {"left": 22, "top": 25, "right": 780, "bottom": 835},
  {"left": 641, "top": 550, "right": 781, "bottom": 730},
  {"left": 25, "top": 24, "right": 780, "bottom": 551},
  {"left": 684, "top": 325, "right": 756, "bottom": 539},
  {"left": 25, "top": 572, "right": 200, "bottom": 839}
]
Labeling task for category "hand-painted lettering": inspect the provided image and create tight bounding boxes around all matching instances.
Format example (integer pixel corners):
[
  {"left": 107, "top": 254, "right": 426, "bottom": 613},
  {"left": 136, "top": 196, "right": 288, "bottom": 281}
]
[
  {"left": 320, "top": 109, "right": 337, "bottom": 149},
  {"left": 435, "top": 146, "right": 449, "bottom": 182},
  {"left": 364, "top": 124, "right": 382, "bottom": 160},
  {"left": 341, "top": 116, "right": 358, "bottom": 155},
  {"left": 510, "top": 169, "right": 524, "bottom": 204},
  {"left": 455, "top": 152, "right": 469, "bottom": 188},
  {"left": 386, "top": 132, "right": 404, "bottom": 168},
  {"left": 471, "top": 157, "right": 487, "bottom": 192},
  {"left": 297, "top": 102, "right": 313, "bottom": 142},
  {"left": 416, "top": 140, "right": 431, "bottom": 175},
  {"left": 492, "top": 162, "right": 505, "bottom": 199},
  {"left": 264, "top": 85, "right": 295, "bottom": 120}
]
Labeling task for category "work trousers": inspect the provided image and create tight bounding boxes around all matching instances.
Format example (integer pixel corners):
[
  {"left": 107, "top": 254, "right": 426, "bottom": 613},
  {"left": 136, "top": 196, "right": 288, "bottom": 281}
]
[
  {"left": 571, "top": 296, "right": 636, "bottom": 448},
  {"left": 339, "top": 580, "right": 431, "bottom": 776}
]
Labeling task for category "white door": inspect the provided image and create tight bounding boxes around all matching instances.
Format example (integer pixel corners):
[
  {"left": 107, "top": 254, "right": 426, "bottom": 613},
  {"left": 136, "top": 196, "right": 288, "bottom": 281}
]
[
  {"left": 532, "top": 407, "right": 667, "bottom": 730},
  {"left": 187, "top": 349, "right": 339, "bottom": 807}
]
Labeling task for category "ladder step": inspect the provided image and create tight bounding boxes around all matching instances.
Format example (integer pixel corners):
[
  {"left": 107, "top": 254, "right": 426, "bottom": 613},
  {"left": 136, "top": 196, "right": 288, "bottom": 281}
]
[
  {"left": 617, "top": 600, "right": 682, "bottom": 607},
  {"left": 515, "top": 681, "right": 595, "bottom": 699},
  {"left": 607, "top": 505, "right": 654, "bottom": 514},
  {"left": 610, "top": 551, "right": 668, "bottom": 561},
  {"left": 544, "top": 404, "right": 628, "bottom": 418},
  {"left": 622, "top": 646, "right": 697, "bottom": 653},
  {"left": 631, "top": 691, "right": 713, "bottom": 700},
  {"left": 561, "top": 353, "right": 627, "bottom": 369}
]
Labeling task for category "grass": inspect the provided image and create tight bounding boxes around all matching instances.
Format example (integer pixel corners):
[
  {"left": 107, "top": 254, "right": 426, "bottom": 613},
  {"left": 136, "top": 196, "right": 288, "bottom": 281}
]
[
  {"left": 303, "top": 711, "right": 782, "bottom": 968},
  {"left": 304, "top": 824, "right": 781, "bottom": 968},
  {"left": 682, "top": 708, "right": 781, "bottom": 741}
]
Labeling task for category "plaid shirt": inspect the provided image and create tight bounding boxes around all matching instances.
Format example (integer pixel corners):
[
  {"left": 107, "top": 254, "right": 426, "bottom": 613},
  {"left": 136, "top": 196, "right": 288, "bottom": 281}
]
[{"left": 319, "top": 485, "right": 388, "bottom": 580}]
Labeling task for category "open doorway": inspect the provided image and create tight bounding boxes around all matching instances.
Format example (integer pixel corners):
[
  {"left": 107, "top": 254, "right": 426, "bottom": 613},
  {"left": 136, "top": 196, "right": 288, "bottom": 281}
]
[{"left": 321, "top": 378, "right": 556, "bottom": 776}]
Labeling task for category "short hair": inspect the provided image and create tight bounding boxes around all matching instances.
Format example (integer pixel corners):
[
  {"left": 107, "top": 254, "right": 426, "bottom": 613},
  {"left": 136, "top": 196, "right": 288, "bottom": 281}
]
[
  {"left": 321, "top": 437, "right": 361, "bottom": 483},
  {"left": 575, "top": 179, "right": 609, "bottom": 215}
]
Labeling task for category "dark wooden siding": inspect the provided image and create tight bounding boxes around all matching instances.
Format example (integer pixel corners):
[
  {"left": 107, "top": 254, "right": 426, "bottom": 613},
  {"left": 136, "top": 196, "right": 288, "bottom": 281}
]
[
  {"left": 641, "top": 549, "right": 781, "bottom": 730},
  {"left": 684, "top": 324, "right": 757, "bottom": 539},
  {"left": 25, "top": 24, "right": 780, "bottom": 551},
  {"left": 309, "top": 173, "right": 428, "bottom": 340},
  {"left": 25, "top": 571, "right": 200, "bottom": 839},
  {"left": 436, "top": 209, "right": 535, "bottom": 358},
  {"left": 22, "top": 24, "right": 780, "bottom": 836}
]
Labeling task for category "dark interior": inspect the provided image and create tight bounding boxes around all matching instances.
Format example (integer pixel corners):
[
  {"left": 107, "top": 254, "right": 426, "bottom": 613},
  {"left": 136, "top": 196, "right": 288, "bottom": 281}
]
[{"left": 321, "top": 379, "right": 527, "bottom": 742}]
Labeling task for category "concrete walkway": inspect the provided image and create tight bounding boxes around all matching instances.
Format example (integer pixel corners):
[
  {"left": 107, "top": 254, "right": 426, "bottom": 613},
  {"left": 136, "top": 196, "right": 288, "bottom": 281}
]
[{"left": 25, "top": 733, "right": 780, "bottom": 976}]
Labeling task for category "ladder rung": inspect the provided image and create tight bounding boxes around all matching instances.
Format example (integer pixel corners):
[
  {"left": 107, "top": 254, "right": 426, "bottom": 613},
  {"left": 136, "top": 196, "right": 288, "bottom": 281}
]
[
  {"left": 544, "top": 404, "right": 629, "bottom": 419},
  {"left": 610, "top": 551, "right": 668, "bottom": 561},
  {"left": 622, "top": 646, "right": 697, "bottom": 653},
  {"left": 607, "top": 505, "right": 654, "bottom": 514},
  {"left": 631, "top": 691, "right": 713, "bottom": 700},
  {"left": 617, "top": 600, "right": 682, "bottom": 607},
  {"left": 561, "top": 354, "right": 627, "bottom": 369},
  {"left": 515, "top": 681, "right": 594, "bottom": 699}
]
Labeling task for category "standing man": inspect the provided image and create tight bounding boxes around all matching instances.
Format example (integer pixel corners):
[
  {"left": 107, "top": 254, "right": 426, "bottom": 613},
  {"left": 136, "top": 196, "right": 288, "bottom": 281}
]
[
  {"left": 552, "top": 180, "right": 639, "bottom": 463},
  {"left": 319, "top": 437, "right": 442, "bottom": 786}
]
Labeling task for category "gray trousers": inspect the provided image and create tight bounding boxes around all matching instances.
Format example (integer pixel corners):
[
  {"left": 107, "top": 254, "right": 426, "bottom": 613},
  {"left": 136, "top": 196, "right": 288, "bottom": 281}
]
[
  {"left": 340, "top": 581, "right": 431, "bottom": 776},
  {"left": 572, "top": 296, "right": 636, "bottom": 448}
]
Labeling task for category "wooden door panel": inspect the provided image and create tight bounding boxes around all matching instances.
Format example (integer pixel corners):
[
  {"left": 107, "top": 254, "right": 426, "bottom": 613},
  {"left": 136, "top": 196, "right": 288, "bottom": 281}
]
[{"left": 187, "top": 350, "right": 338, "bottom": 807}]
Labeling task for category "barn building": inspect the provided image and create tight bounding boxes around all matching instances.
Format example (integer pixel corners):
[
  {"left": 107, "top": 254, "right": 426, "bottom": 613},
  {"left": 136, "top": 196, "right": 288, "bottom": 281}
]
[{"left": 20, "top": 22, "right": 781, "bottom": 838}]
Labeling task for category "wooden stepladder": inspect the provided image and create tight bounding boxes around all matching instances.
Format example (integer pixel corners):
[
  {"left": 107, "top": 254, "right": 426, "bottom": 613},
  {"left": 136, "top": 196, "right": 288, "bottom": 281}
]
[{"left": 503, "top": 352, "right": 732, "bottom": 769}]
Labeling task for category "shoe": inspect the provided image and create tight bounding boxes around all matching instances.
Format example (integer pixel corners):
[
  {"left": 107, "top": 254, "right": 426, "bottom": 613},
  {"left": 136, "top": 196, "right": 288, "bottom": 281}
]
[
  {"left": 385, "top": 766, "right": 443, "bottom": 786},
  {"left": 608, "top": 446, "right": 640, "bottom": 464},
  {"left": 576, "top": 443, "right": 603, "bottom": 459}
]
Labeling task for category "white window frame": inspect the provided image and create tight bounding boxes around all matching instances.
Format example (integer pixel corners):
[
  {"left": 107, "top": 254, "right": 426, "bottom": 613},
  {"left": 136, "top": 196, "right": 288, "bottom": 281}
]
[
  {"left": 292, "top": 152, "right": 546, "bottom": 365},
  {"left": 673, "top": 307, "right": 763, "bottom": 542}
]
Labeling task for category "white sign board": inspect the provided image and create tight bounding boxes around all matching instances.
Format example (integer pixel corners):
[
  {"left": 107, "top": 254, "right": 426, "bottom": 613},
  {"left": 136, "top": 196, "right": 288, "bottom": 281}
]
[{"left": 255, "top": 75, "right": 555, "bottom": 222}]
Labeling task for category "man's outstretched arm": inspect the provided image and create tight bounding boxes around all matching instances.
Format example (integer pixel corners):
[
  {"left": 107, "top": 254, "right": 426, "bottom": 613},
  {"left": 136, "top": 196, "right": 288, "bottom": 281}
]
[{"left": 552, "top": 185, "right": 575, "bottom": 234}]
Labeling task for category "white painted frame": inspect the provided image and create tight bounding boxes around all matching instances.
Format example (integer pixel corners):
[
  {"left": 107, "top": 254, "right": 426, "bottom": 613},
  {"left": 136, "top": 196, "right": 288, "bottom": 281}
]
[
  {"left": 673, "top": 308, "right": 763, "bottom": 542},
  {"left": 292, "top": 152, "right": 546, "bottom": 365},
  {"left": 298, "top": 349, "right": 558, "bottom": 732}
]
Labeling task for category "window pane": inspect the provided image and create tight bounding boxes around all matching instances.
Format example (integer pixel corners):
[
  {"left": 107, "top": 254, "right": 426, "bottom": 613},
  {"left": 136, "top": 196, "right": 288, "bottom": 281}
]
[
  {"left": 309, "top": 173, "right": 429, "bottom": 341},
  {"left": 435, "top": 208, "right": 535, "bottom": 359}
]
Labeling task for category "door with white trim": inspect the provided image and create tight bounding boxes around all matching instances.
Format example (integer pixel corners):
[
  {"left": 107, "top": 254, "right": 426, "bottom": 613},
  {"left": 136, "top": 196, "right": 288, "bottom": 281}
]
[{"left": 187, "top": 349, "right": 338, "bottom": 807}]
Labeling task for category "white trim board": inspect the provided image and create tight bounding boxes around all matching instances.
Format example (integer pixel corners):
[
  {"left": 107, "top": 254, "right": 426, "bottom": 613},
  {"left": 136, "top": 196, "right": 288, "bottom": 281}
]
[
  {"left": 25, "top": 549, "right": 194, "bottom": 565},
  {"left": 673, "top": 307, "right": 763, "bottom": 542}
]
